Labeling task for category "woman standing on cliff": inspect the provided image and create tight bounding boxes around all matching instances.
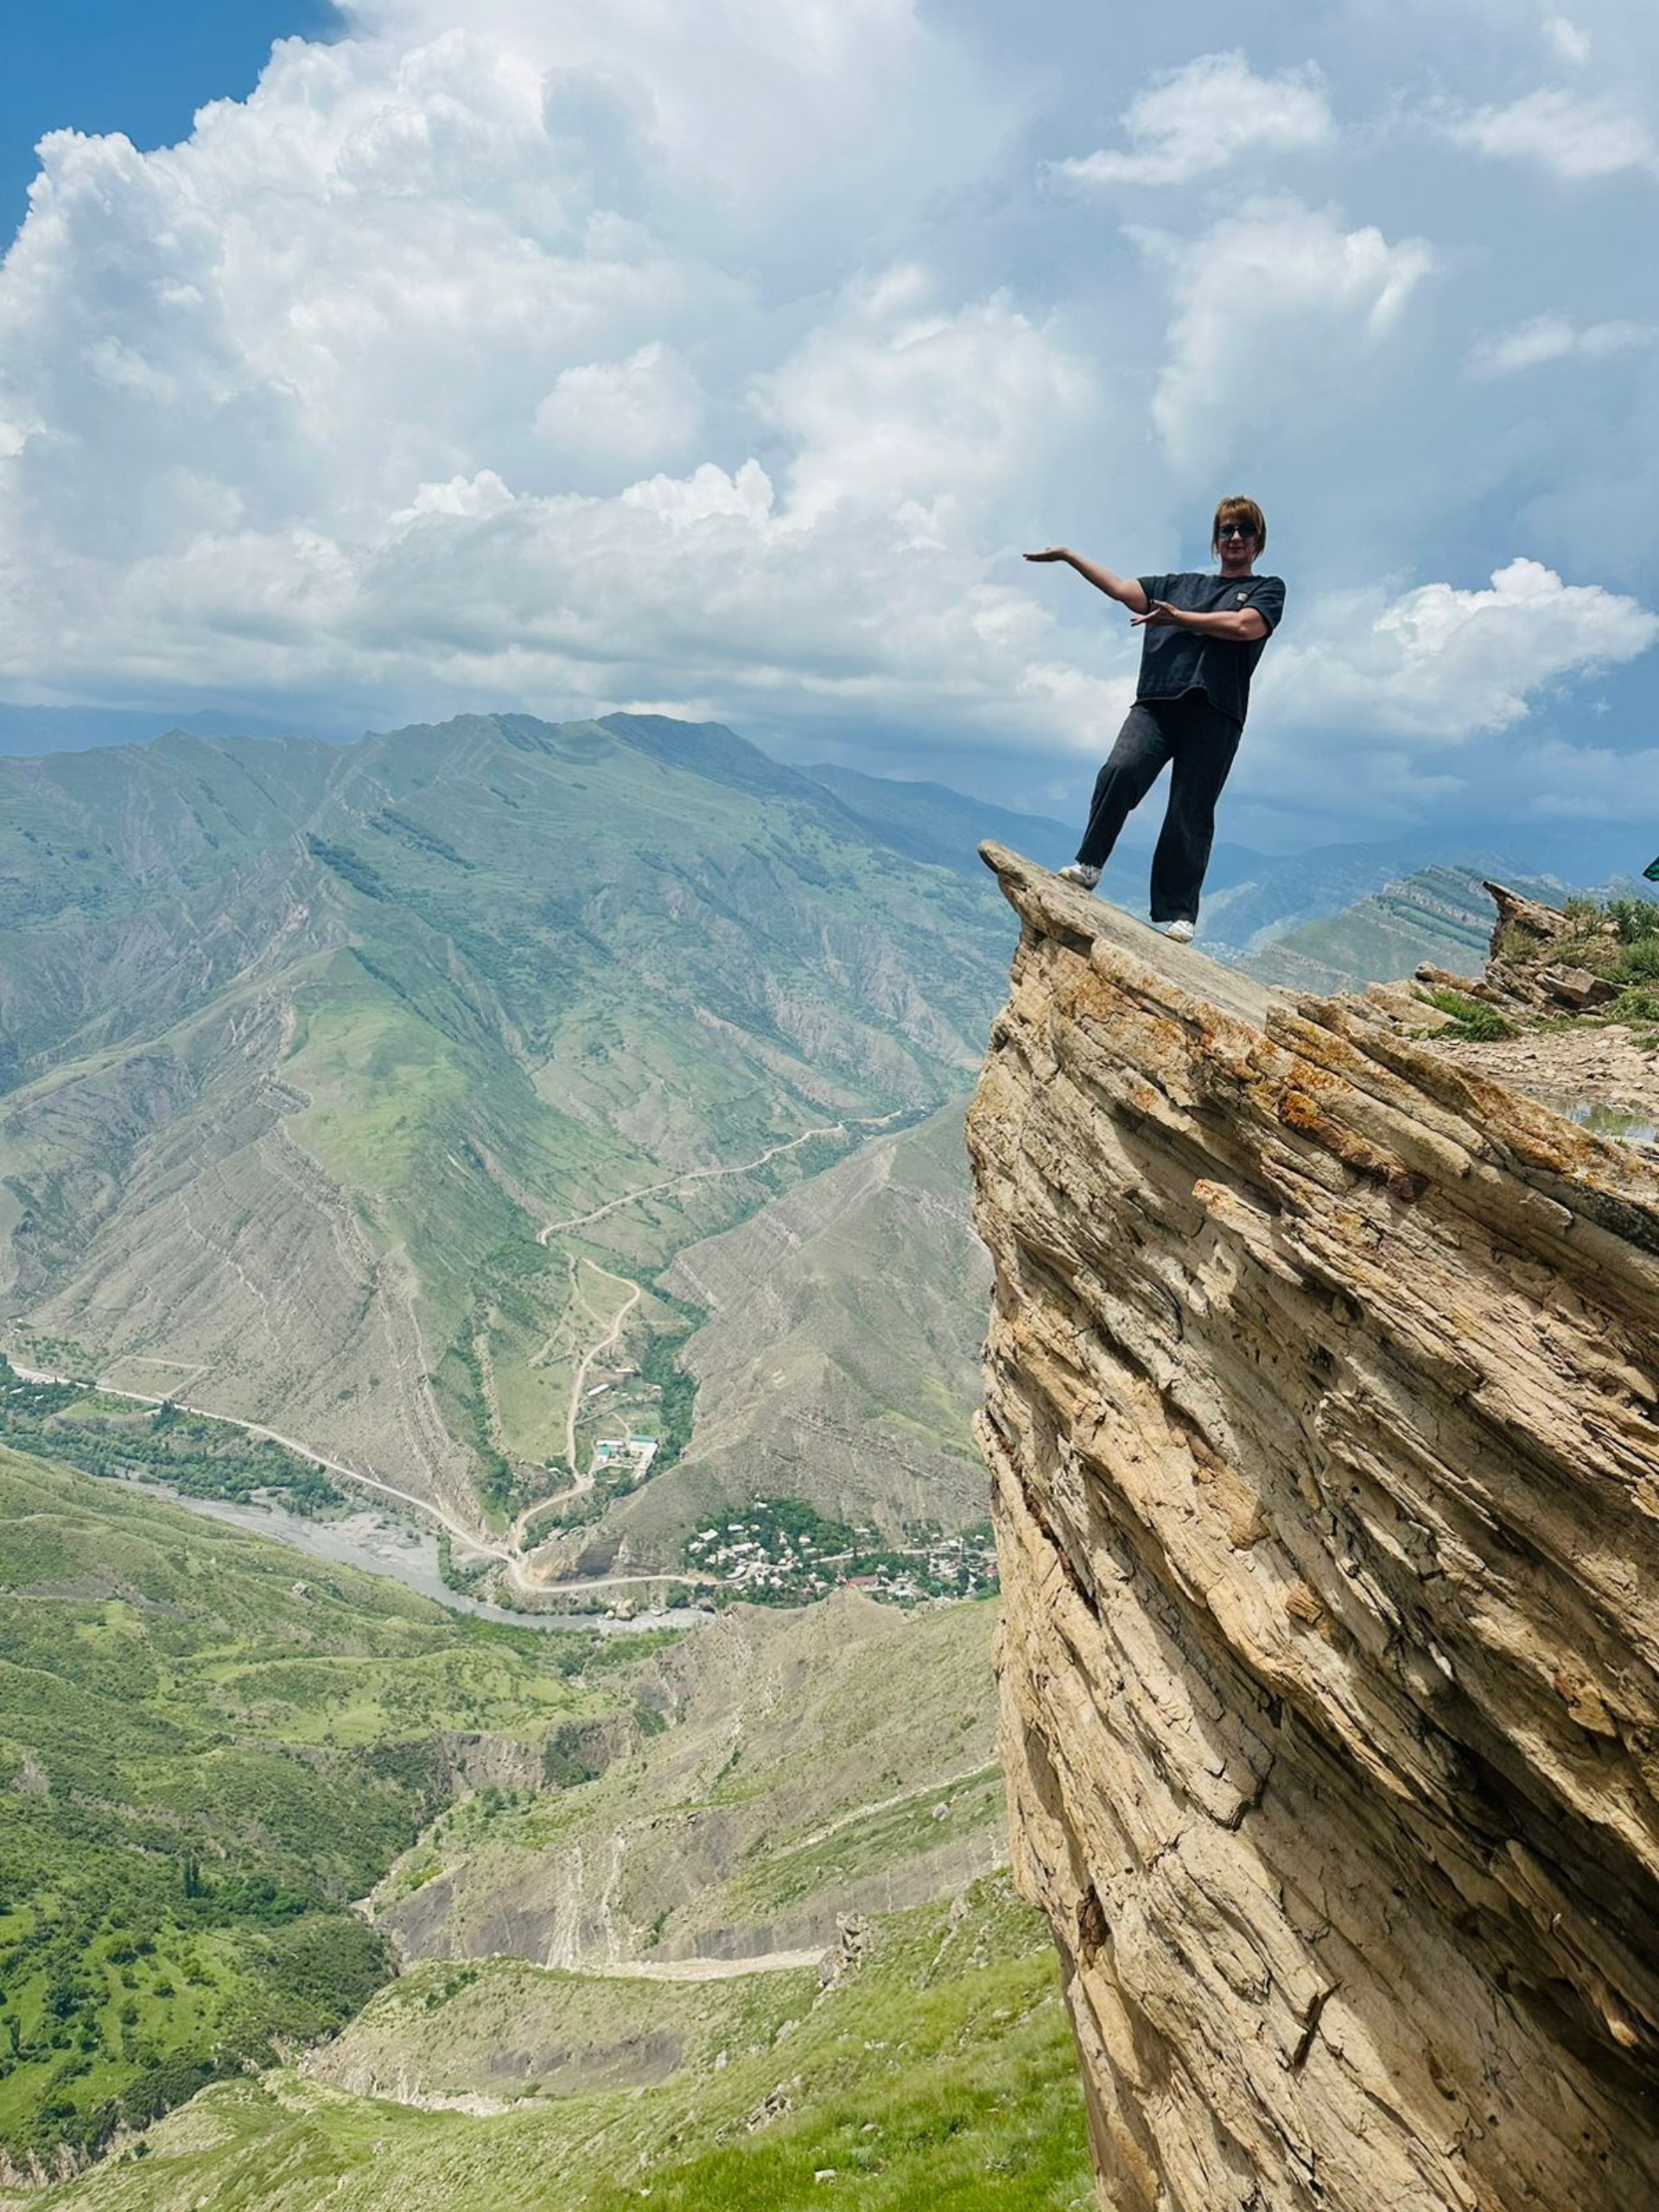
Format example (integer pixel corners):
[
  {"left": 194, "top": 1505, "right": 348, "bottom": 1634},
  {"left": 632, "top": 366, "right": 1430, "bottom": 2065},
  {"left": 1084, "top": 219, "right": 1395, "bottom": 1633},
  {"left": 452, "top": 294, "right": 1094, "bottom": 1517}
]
[{"left": 1026, "top": 497, "right": 1284, "bottom": 942}]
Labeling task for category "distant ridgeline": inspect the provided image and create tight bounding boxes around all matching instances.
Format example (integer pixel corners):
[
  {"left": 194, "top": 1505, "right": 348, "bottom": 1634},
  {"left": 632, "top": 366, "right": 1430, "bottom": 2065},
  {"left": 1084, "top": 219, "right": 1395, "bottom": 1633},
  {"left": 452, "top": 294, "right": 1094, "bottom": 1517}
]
[
  {"left": 1209, "top": 856, "right": 1659, "bottom": 989},
  {"left": 0, "top": 713, "right": 1014, "bottom": 1590}
]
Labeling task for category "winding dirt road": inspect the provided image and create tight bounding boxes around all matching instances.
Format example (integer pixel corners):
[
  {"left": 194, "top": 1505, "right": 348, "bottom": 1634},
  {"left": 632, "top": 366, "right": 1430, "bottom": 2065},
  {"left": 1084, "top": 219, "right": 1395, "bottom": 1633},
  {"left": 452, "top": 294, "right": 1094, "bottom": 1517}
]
[
  {"left": 5, "top": 1359, "right": 500, "bottom": 1558},
  {"left": 537, "top": 1110, "right": 903, "bottom": 1243}
]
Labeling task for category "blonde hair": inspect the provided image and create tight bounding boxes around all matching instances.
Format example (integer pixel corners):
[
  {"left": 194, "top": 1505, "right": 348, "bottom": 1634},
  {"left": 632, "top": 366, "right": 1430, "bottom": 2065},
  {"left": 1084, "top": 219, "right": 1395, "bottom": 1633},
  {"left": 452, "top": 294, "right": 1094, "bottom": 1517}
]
[{"left": 1212, "top": 496, "right": 1267, "bottom": 556}]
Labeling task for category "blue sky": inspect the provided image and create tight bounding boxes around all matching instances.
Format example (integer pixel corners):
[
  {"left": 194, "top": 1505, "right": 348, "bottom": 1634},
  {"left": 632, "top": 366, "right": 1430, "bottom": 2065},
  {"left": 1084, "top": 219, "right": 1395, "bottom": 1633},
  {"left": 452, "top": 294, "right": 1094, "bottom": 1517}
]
[
  {"left": 2, "top": 2, "right": 336, "bottom": 242},
  {"left": 1, "top": 0, "right": 1656, "bottom": 866}
]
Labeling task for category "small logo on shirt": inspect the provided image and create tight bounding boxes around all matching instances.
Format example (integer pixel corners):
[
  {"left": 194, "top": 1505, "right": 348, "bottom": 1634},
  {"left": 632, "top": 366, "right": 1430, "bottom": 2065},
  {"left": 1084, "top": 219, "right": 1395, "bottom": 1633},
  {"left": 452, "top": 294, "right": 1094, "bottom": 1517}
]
[{"left": 1236, "top": 590, "right": 1248, "bottom": 601}]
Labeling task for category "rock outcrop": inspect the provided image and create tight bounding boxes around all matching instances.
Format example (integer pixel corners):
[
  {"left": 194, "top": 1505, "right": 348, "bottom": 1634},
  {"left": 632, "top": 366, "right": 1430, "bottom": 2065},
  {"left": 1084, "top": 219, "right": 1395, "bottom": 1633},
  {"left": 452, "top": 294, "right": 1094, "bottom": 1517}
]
[{"left": 967, "top": 844, "right": 1659, "bottom": 2212}]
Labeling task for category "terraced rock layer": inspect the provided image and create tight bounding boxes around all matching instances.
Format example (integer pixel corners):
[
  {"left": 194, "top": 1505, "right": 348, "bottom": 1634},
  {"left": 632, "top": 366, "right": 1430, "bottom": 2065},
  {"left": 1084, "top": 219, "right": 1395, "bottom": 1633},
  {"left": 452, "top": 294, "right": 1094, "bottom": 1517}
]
[{"left": 967, "top": 844, "right": 1659, "bottom": 2211}]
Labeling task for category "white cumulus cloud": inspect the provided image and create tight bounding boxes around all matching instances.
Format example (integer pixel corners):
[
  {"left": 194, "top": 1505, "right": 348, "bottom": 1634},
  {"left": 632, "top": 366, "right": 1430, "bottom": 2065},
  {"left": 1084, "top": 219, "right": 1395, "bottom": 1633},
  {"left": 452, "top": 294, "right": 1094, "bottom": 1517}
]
[
  {"left": 1262, "top": 558, "right": 1659, "bottom": 740},
  {"left": 1055, "top": 51, "right": 1333, "bottom": 189},
  {"left": 753, "top": 272, "right": 1097, "bottom": 531},
  {"left": 1467, "top": 313, "right": 1652, "bottom": 375},
  {"left": 0, "top": 1, "right": 1135, "bottom": 752},
  {"left": 1136, "top": 198, "right": 1434, "bottom": 476},
  {"left": 329, "top": 0, "right": 1004, "bottom": 268},
  {"left": 1445, "top": 89, "right": 1656, "bottom": 179},
  {"left": 533, "top": 342, "right": 703, "bottom": 475},
  {"left": 2, "top": 0, "right": 1658, "bottom": 849}
]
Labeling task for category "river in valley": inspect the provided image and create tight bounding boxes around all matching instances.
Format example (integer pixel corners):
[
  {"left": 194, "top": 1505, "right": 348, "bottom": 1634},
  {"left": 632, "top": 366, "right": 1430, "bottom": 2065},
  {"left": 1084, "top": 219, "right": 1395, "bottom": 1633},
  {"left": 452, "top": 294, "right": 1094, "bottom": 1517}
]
[{"left": 113, "top": 1477, "right": 705, "bottom": 1637}]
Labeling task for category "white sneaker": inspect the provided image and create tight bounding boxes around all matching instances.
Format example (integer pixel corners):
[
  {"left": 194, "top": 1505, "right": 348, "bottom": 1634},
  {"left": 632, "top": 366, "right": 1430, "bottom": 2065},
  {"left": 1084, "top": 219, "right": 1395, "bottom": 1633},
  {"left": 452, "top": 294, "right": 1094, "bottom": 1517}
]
[
  {"left": 1163, "top": 919, "right": 1195, "bottom": 944},
  {"left": 1058, "top": 862, "right": 1101, "bottom": 889}
]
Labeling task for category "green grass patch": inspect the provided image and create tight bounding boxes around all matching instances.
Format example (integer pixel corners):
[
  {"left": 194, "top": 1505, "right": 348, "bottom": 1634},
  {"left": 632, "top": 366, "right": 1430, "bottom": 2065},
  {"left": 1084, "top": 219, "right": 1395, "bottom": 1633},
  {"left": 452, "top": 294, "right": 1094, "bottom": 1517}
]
[
  {"left": 1420, "top": 987, "right": 1516, "bottom": 1042},
  {"left": 1609, "top": 984, "right": 1659, "bottom": 1025},
  {"left": 39, "top": 1881, "right": 1093, "bottom": 2212},
  {"left": 729, "top": 1766, "right": 1005, "bottom": 1914},
  {"left": 0, "top": 1365, "right": 342, "bottom": 1515},
  {"left": 0, "top": 1447, "right": 656, "bottom": 2164},
  {"left": 1605, "top": 896, "right": 1659, "bottom": 945}
]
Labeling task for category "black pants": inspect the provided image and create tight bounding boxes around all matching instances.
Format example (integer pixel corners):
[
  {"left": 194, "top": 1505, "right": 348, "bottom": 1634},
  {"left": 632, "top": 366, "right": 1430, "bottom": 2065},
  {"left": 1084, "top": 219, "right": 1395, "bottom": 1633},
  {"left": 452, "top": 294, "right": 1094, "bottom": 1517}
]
[{"left": 1076, "top": 691, "right": 1242, "bottom": 924}]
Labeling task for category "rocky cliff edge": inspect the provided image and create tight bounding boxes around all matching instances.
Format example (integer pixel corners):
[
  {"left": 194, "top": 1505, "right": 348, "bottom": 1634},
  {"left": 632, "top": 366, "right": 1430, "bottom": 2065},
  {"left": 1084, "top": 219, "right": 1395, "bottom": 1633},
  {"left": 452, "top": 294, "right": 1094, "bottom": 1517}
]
[{"left": 967, "top": 842, "right": 1659, "bottom": 2212}]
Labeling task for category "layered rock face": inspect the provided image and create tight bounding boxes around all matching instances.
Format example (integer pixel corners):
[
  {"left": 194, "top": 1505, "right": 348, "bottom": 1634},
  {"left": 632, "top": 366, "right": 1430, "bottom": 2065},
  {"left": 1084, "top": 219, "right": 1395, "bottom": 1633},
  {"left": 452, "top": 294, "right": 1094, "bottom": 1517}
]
[{"left": 967, "top": 846, "right": 1659, "bottom": 2212}]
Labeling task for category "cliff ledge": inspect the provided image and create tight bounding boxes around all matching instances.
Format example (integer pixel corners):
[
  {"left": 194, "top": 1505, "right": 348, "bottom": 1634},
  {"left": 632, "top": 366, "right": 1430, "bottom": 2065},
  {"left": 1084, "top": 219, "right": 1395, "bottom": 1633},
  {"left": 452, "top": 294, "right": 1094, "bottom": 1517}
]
[{"left": 968, "top": 843, "right": 1659, "bottom": 2212}]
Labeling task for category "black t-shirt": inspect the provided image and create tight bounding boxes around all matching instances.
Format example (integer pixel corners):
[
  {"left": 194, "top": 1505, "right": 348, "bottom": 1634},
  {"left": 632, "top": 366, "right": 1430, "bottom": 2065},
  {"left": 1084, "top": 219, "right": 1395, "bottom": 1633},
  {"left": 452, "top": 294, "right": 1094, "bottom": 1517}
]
[{"left": 1135, "top": 570, "right": 1286, "bottom": 725}]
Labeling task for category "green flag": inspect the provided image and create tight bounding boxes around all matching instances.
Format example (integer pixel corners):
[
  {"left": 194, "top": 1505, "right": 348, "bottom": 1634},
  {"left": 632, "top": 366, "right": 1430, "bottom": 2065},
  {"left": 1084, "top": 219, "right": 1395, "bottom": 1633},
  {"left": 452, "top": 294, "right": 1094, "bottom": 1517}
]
[{"left": 1647, "top": 855, "right": 1659, "bottom": 882}]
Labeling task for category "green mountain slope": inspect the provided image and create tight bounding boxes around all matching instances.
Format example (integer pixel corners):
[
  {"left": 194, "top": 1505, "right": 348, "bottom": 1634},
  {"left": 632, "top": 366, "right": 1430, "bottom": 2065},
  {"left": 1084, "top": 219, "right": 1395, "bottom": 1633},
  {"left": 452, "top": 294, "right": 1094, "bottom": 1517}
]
[
  {"left": 0, "top": 714, "right": 1013, "bottom": 1535},
  {"left": 1198, "top": 838, "right": 1427, "bottom": 955},
  {"left": 1231, "top": 862, "right": 1656, "bottom": 993},
  {"left": 0, "top": 1432, "right": 1074, "bottom": 2197},
  {"left": 504, "top": 1106, "right": 992, "bottom": 1595},
  {"left": 36, "top": 1878, "right": 1089, "bottom": 2212},
  {"left": 639, "top": 1102, "right": 988, "bottom": 1546},
  {"left": 1235, "top": 864, "right": 1503, "bottom": 992},
  {"left": 0, "top": 1448, "right": 655, "bottom": 2168}
]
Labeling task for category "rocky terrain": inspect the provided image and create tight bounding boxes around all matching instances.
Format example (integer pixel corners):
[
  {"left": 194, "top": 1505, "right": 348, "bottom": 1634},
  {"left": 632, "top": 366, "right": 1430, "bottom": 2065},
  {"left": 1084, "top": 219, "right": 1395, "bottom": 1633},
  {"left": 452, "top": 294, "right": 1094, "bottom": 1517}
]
[{"left": 968, "top": 845, "right": 1659, "bottom": 2210}]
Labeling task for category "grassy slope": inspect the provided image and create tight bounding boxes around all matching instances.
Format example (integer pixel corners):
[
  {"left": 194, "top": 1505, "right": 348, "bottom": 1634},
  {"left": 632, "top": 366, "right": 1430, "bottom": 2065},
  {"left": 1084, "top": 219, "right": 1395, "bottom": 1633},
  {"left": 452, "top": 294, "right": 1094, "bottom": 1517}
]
[
  {"left": 0, "top": 1465, "right": 1087, "bottom": 2207},
  {"left": 1197, "top": 839, "right": 1424, "bottom": 956},
  {"left": 277, "top": 716, "right": 997, "bottom": 1494},
  {"left": 366, "top": 1593, "right": 1004, "bottom": 1976},
  {"left": 0, "top": 1450, "right": 656, "bottom": 2163},
  {"left": 0, "top": 738, "right": 342, "bottom": 1084},
  {"left": 37, "top": 1881, "right": 1091, "bottom": 2212},
  {"left": 643, "top": 1103, "right": 989, "bottom": 1543}
]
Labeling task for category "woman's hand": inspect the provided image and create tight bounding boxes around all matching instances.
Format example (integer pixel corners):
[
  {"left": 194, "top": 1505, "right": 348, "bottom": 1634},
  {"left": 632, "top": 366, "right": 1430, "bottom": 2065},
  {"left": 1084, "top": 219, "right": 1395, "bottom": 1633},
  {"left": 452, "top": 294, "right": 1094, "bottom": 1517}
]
[
  {"left": 1023, "top": 547, "right": 1071, "bottom": 563},
  {"left": 1131, "top": 599, "right": 1179, "bottom": 628}
]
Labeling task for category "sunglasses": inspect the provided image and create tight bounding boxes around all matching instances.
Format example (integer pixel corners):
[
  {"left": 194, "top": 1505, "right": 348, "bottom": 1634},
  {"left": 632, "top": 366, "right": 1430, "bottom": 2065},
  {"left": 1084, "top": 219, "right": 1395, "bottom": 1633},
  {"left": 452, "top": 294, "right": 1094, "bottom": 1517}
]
[{"left": 1216, "top": 523, "right": 1257, "bottom": 541}]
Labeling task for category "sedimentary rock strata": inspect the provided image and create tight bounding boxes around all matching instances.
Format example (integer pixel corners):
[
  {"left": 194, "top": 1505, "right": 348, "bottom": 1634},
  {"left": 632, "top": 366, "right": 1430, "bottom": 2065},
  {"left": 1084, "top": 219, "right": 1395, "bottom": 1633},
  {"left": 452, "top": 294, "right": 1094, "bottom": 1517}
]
[{"left": 968, "top": 843, "right": 1659, "bottom": 2212}]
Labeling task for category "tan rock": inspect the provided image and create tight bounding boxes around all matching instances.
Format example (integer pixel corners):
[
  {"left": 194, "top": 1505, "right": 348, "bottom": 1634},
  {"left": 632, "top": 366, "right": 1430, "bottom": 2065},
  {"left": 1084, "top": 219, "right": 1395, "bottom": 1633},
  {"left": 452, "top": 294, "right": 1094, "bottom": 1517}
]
[
  {"left": 969, "top": 843, "right": 1659, "bottom": 2212},
  {"left": 1483, "top": 879, "right": 1574, "bottom": 960},
  {"left": 1535, "top": 963, "right": 1618, "bottom": 1009}
]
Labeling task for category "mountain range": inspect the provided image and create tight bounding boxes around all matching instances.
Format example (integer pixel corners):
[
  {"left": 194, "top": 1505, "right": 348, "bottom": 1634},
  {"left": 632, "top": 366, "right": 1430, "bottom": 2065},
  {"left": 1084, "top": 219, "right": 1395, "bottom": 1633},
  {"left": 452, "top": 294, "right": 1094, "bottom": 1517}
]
[
  {"left": 3, "top": 708, "right": 1640, "bottom": 1593},
  {"left": 0, "top": 714, "right": 1017, "bottom": 1583}
]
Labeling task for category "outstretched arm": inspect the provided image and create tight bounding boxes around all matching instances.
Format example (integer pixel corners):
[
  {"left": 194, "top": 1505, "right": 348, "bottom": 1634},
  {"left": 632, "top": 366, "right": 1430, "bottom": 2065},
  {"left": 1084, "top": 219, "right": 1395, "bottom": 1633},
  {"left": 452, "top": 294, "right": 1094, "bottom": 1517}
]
[
  {"left": 1025, "top": 547, "right": 1149, "bottom": 615},
  {"left": 1134, "top": 601, "right": 1268, "bottom": 642}
]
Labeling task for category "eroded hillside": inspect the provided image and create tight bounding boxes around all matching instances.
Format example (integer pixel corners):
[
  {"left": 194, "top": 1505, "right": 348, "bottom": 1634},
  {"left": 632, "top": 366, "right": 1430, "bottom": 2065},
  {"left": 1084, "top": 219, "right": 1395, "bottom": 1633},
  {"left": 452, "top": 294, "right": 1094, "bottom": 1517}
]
[
  {"left": 0, "top": 715, "right": 1005, "bottom": 1554},
  {"left": 968, "top": 844, "right": 1659, "bottom": 2211},
  {"left": 365, "top": 1588, "right": 1005, "bottom": 1973}
]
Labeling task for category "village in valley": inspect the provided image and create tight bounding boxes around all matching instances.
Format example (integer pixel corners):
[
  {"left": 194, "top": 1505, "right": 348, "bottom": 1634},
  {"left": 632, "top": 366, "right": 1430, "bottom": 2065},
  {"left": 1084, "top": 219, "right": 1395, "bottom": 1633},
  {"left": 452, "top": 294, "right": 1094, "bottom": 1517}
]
[
  {"left": 683, "top": 1497, "right": 999, "bottom": 1608},
  {"left": 563, "top": 1346, "right": 997, "bottom": 1611}
]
